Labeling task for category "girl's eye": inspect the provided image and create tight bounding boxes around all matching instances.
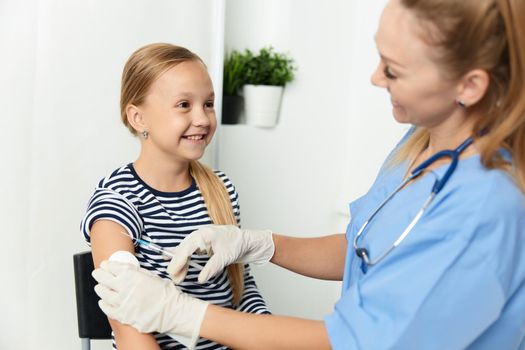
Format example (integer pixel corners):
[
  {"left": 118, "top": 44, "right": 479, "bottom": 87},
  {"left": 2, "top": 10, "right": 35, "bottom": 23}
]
[
  {"left": 177, "top": 101, "right": 190, "bottom": 108},
  {"left": 383, "top": 66, "right": 397, "bottom": 80},
  {"left": 204, "top": 101, "right": 215, "bottom": 108}
]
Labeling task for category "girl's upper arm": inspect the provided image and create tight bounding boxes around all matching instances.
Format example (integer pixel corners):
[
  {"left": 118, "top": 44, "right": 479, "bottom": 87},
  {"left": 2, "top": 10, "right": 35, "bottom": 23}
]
[
  {"left": 90, "top": 219, "right": 161, "bottom": 350},
  {"left": 90, "top": 219, "right": 135, "bottom": 267}
]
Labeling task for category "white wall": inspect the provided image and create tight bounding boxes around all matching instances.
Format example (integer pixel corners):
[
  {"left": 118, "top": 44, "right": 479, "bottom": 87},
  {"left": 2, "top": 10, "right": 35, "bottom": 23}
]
[
  {"left": 1, "top": 1, "right": 221, "bottom": 349},
  {"left": 0, "top": 0, "right": 38, "bottom": 346},
  {"left": 220, "top": 0, "right": 406, "bottom": 320},
  {"left": 337, "top": 1, "right": 410, "bottom": 215}
]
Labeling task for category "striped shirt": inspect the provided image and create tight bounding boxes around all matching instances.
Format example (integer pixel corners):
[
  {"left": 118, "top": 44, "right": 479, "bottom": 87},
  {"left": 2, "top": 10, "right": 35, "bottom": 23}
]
[{"left": 80, "top": 163, "right": 270, "bottom": 349}]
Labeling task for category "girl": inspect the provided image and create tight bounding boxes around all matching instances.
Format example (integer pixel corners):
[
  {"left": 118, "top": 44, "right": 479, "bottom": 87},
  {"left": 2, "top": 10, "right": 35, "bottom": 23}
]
[{"left": 81, "top": 43, "right": 269, "bottom": 349}]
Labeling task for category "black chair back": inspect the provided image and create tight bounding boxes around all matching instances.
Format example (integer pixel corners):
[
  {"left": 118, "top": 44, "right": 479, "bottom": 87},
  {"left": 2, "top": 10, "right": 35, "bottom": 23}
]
[{"left": 73, "top": 251, "right": 112, "bottom": 340}]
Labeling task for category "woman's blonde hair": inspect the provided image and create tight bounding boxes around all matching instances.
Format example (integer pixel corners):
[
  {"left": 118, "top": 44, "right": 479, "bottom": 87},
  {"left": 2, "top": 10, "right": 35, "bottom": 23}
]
[
  {"left": 120, "top": 43, "right": 244, "bottom": 305},
  {"left": 395, "top": 0, "right": 525, "bottom": 192}
]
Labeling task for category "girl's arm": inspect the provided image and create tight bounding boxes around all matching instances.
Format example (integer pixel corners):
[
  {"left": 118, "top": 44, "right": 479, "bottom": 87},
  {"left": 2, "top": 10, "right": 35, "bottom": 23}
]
[
  {"left": 201, "top": 304, "right": 331, "bottom": 350},
  {"left": 90, "top": 220, "right": 161, "bottom": 350},
  {"left": 271, "top": 233, "right": 347, "bottom": 280}
]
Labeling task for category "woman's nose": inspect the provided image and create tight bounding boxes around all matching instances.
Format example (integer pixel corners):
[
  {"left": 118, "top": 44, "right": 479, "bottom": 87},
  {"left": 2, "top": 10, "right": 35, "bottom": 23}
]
[{"left": 370, "top": 62, "right": 387, "bottom": 88}]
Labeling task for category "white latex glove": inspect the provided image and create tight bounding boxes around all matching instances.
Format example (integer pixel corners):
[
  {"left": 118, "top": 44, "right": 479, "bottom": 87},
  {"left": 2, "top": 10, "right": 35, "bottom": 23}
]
[
  {"left": 167, "top": 224, "right": 274, "bottom": 284},
  {"left": 92, "top": 261, "right": 208, "bottom": 349}
]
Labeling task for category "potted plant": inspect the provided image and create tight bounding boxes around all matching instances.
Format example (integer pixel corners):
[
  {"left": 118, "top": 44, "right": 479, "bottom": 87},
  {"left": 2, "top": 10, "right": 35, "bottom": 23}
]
[
  {"left": 243, "top": 47, "right": 297, "bottom": 127},
  {"left": 222, "top": 50, "right": 251, "bottom": 124}
]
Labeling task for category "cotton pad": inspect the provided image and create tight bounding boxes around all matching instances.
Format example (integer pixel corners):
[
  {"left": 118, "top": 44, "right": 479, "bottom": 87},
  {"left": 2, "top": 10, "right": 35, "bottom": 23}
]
[{"left": 108, "top": 250, "right": 140, "bottom": 267}]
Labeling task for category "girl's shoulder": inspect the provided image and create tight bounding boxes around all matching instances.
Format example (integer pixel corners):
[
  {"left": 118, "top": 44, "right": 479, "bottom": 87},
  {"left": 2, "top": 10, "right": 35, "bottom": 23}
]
[
  {"left": 92, "top": 164, "right": 146, "bottom": 205},
  {"left": 213, "top": 169, "right": 237, "bottom": 190},
  {"left": 96, "top": 163, "right": 135, "bottom": 190}
]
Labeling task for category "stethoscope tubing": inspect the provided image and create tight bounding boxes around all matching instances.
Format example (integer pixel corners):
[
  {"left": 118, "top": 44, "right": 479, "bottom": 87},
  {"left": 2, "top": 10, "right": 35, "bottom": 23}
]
[{"left": 353, "top": 135, "right": 475, "bottom": 267}]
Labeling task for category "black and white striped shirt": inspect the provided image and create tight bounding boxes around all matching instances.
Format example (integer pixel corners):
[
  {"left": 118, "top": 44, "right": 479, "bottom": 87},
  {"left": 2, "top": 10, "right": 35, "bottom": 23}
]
[{"left": 80, "top": 164, "right": 270, "bottom": 349}]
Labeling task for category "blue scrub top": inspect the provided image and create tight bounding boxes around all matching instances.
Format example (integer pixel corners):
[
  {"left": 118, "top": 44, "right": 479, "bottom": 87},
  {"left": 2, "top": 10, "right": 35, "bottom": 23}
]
[{"left": 325, "top": 133, "right": 525, "bottom": 349}]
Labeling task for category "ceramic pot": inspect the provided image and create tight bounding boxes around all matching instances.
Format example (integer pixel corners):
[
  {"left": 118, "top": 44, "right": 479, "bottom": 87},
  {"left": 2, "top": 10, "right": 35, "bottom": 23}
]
[{"left": 243, "top": 84, "right": 284, "bottom": 127}]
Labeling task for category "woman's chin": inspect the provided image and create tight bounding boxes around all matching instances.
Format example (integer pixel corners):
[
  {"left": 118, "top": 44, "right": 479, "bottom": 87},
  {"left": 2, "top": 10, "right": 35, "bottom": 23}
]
[{"left": 392, "top": 107, "right": 410, "bottom": 124}]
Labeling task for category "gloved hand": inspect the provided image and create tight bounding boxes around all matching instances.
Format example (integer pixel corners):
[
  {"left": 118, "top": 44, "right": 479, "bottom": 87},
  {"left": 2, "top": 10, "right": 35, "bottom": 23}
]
[
  {"left": 92, "top": 261, "right": 208, "bottom": 349},
  {"left": 167, "top": 225, "right": 274, "bottom": 284}
]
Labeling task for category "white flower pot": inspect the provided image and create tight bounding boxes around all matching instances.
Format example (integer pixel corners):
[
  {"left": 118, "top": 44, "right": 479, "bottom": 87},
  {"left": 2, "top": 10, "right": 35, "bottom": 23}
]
[{"left": 243, "top": 84, "right": 284, "bottom": 127}]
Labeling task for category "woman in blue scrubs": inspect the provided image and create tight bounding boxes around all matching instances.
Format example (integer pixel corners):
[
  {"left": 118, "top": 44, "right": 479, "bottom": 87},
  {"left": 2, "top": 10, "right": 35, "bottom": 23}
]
[{"left": 92, "top": 0, "right": 525, "bottom": 348}]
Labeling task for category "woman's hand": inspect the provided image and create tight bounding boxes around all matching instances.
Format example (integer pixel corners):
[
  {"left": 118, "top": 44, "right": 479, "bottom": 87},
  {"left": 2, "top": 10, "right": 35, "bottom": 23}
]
[
  {"left": 92, "top": 261, "right": 208, "bottom": 349},
  {"left": 167, "top": 225, "right": 275, "bottom": 284}
]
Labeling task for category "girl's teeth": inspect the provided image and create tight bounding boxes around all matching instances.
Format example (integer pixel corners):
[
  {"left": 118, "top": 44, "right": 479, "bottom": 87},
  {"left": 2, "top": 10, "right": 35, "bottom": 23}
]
[{"left": 186, "top": 135, "right": 203, "bottom": 140}]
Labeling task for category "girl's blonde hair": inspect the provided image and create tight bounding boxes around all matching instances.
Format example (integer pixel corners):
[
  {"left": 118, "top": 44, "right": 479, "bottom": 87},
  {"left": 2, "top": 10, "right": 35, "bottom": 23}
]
[
  {"left": 120, "top": 43, "right": 244, "bottom": 305},
  {"left": 189, "top": 161, "right": 244, "bottom": 305},
  {"left": 395, "top": 0, "right": 525, "bottom": 192}
]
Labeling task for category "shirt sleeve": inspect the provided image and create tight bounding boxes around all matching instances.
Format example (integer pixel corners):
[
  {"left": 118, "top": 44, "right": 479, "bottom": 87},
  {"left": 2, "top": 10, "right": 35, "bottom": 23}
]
[
  {"left": 236, "top": 264, "right": 271, "bottom": 315},
  {"left": 80, "top": 187, "right": 143, "bottom": 245}
]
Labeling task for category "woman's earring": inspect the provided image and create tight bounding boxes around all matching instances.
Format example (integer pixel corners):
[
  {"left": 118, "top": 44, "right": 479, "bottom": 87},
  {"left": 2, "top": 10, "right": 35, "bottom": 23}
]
[
  {"left": 141, "top": 130, "right": 149, "bottom": 139},
  {"left": 457, "top": 100, "right": 467, "bottom": 108}
]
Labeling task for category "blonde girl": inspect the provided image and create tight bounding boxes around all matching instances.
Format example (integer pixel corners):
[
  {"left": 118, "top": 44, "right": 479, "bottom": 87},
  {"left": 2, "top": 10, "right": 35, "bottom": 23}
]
[{"left": 81, "top": 43, "right": 269, "bottom": 350}]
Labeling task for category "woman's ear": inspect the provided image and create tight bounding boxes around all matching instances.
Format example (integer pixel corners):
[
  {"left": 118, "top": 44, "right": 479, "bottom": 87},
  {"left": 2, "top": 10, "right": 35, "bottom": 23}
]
[
  {"left": 456, "top": 69, "right": 490, "bottom": 107},
  {"left": 126, "top": 104, "right": 146, "bottom": 134}
]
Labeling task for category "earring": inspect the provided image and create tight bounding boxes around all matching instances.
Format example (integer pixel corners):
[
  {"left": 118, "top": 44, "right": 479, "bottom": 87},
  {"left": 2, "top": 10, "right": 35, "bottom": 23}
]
[
  {"left": 141, "top": 130, "right": 149, "bottom": 139},
  {"left": 457, "top": 100, "right": 467, "bottom": 108}
]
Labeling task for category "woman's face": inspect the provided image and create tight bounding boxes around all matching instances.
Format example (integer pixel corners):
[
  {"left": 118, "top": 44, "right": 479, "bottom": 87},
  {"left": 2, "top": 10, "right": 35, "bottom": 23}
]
[
  {"left": 371, "top": 0, "right": 460, "bottom": 129},
  {"left": 139, "top": 60, "right": 217, "bottom": 162}
]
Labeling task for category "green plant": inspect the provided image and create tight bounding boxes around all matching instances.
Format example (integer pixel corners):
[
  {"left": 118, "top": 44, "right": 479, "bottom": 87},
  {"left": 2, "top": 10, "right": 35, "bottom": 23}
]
[
  {"left": 223, "top": 50, "right": 251, "bottom": 96},
  {"left": 245, "top": 47, "right": 297, "bottom": 86}
]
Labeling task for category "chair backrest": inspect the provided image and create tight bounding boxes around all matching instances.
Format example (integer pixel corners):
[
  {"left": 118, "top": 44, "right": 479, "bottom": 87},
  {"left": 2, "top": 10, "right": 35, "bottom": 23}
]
[{"left": 73, "top": 251, "right": 112, "bottom": 340}]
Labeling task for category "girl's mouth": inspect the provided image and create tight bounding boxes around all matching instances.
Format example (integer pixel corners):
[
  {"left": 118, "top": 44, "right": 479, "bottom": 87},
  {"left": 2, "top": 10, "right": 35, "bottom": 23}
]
[
  {"left": 182, "top": 134, "right": 205, "bottom": 141},
  {"left": 181, "top": 134, "right": 207, "bottom": 144}
]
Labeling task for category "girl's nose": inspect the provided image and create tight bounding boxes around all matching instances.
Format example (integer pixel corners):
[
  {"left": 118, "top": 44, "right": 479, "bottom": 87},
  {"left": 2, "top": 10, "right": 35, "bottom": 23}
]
[{"left": 192, "top": 107, "right": 212, "bottom": 127}]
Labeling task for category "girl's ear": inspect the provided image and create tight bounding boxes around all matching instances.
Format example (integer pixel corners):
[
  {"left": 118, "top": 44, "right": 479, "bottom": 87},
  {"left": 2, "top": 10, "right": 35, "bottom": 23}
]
[
  {"left": 126, "top": 104, "right": 146, "bottom": 134},
  {"left": 456, "top": 69, "right": 490, "bottom": 107}
]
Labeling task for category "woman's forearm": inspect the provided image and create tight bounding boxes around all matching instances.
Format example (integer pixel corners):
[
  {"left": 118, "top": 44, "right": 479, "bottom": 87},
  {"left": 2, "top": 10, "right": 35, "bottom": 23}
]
[
  {"left": 200, "top": 304, "right": 331, "bottom": 350},
  {"left": 111, "top": 320, "right": 161, "bottom": 350},
  {"left": 271, "top": 233, "right": 347, "bottom": 280}
]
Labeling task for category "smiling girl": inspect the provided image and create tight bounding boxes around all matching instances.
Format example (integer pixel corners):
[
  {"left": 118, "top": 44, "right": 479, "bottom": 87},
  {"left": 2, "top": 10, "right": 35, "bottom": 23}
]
[{"left": 80, "top": 43, "right": 270, "bottom": 350}]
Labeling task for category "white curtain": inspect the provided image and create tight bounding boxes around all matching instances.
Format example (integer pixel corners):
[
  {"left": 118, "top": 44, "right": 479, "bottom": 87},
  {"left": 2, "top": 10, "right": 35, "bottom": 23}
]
[{"left": 0, "top": 0, "right": 36, "bottom": 347}]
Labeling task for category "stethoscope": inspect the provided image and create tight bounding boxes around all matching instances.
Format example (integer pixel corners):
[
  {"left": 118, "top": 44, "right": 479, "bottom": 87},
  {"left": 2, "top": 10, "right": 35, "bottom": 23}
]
[{"left": 353, "top": 135, "right": 475, "bottom": 267}]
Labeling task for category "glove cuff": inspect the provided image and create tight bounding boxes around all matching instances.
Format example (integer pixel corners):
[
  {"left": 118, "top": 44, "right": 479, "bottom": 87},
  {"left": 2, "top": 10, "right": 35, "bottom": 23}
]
[
  {"left": 188, "top": 301, "right": 209, "bottom": 348},
  {"left": 165, "top": 293, "right": 209, "bottom": 350},
  {"left": 241, "top": 229, "right": 275, "bottom": 265}
]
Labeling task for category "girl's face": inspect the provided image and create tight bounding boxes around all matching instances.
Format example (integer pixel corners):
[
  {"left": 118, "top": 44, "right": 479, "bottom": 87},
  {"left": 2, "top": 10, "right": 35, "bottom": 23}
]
[
  {"left": 371, "top": 0, "right": 460, "bottom": 129},
  {"left": 140, "top": 60, "right": 216, "bottom": 162}
]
